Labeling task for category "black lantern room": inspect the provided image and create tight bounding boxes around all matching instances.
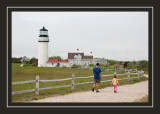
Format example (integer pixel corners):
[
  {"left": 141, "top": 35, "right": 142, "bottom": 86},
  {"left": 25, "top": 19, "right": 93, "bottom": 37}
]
[{"left": 39, "top": 26, "right": 49, "bottom": 37}]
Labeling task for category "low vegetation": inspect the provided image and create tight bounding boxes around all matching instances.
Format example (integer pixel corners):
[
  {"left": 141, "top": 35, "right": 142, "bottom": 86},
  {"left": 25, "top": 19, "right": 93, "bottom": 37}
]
[{"left": 12, "top": 63, "right": 148, "bottom": 102}]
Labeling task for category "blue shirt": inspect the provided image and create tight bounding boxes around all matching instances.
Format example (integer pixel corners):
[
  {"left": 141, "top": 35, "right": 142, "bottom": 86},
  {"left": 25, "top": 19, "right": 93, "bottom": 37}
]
[{"left": 93, "top": 67, "right": 102, "bottom": 79}]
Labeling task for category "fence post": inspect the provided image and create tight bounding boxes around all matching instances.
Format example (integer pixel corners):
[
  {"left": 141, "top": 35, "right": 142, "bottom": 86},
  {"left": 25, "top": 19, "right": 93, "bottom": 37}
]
[
  {"left": 128, "top": 71, "right": 130, "bottom": 82},
  {"left": 138, "top": 71, "right": 140, "bottom": 80},
  {"left": 143, "top": 70, "right": 145, "bottom": 78},
  {"left": 72, "top": 74, "right": 75, "bottom": 90},
  {"left": 141, "top": 70, "right": 144, "bottom": 79},
  {"left": 36, "top": 75, "right": 39, "bottom": 95}
]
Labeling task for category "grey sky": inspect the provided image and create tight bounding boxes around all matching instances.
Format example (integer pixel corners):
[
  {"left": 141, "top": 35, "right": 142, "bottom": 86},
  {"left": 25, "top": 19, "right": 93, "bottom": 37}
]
[{"left": 12, "top": 12, "right": 148, "bottom": 61}]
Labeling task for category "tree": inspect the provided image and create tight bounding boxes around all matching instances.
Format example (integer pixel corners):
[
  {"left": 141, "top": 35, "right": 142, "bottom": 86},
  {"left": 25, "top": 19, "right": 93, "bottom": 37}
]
[
  {"left": 107, "top": 59, "right": 117, "bottom": 65},
  {"left": 123, "top": 61, "right": 129, "bottom": 68},
  {"left": 49, "top": 56, "right": 63, "bottom": 60},
  {"left": 29, "top": 57, "right": 38, "bottom": 66},
  {"left": 12, "top": 57, "right": 22, "bottom": 63},
  {"left": 132, "top": 61, "right": 136, "bottom": 66},
  {"left": 127, "top": 62, "right": 136, "bottom": 69},
  {"left": 138, "top": 60, "right": 148, "bottom": 68}
]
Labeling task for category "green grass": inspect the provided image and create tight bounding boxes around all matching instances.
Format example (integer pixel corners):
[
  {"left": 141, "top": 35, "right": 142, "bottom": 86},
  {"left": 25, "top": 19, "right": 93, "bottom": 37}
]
[
  {"left": 12, "top": 63, "right": 122, "bottom": 82},
  {"left": 11, "top": 63, "right": 148, "bottom": 102}
]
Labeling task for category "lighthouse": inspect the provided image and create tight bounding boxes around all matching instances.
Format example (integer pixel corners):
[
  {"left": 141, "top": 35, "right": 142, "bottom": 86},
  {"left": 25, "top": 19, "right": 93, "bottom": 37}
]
[{"left": 38, "top": 26, "right": 49, "bottom": 67}]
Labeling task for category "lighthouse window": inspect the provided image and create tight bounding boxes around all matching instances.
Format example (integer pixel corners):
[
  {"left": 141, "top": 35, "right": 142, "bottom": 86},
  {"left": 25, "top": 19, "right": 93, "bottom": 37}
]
[{"left": 40, "top": 31, "right": 48, "bottom": 35}]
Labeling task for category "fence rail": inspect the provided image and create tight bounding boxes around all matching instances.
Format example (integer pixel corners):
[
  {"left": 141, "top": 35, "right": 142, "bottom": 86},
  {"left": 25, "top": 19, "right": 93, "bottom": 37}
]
[
  {"left": 12, "top": 80, "right": 35, "bottom": 85},
  {"left": 12, "top": 70, "right": 145, "bottom": 95},
  {"left": 39, "top": 85, "right": 72, "bottom": 91},
  {"left": 12, "top": 89, "right": 36, "bottom": 95},
  {"left": 39, "top": 78, "right": 73, "bottom": 82},
  {"left": 106, "top": 68, "right": 138, "bottom": 73}
]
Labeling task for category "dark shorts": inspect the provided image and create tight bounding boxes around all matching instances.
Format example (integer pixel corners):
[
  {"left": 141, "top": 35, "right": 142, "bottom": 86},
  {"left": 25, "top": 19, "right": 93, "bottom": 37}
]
[{"left": 94, "top": 79, "right": 100, "bottom": 84}]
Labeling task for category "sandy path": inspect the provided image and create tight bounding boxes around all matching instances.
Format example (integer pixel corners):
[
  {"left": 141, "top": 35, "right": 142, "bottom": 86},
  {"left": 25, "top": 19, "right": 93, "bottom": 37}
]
[
  {"left": 32, "top": 80, "right": 148, "bottom": 103},
  {"left": 144, "top": 74, "right": 148, "bottom": 78}
]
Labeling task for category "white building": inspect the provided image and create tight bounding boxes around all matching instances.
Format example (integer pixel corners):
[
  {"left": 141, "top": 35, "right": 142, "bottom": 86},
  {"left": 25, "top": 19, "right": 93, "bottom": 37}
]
[
  {"left": 93, "top": 58, "right": 107, "bottom": 65},
  {"left": 45, "top": 53, "right": 94, "bottom": 67},
  {"left": 20, "top": 56, "right": 30, "bottom": 63},
  {"left": 68, "top": 52, "right": 93, "bottom": 67}
]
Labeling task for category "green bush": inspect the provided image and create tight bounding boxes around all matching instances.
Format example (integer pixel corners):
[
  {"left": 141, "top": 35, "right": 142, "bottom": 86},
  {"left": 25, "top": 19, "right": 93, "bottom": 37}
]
[
  {"left": 31, "top": 63, "right": 37, "bottom": 67},
  {"left": 109, "top": 65, "right": 116, "bottom": 69},
  {"left": 23, "top": 62, "right": 31, "bottom": 67},
  {"left": 89, "top": 64, "right": 95, "bottom": 67},
  {"left": 29, "top": 58, "right": 38, "bottom": 66},
  {"left": 71, "top": 64, "right": 82, "bottom": 68},
  {"left": 12, "top": 57, "right": 22, "bottom": 63}
]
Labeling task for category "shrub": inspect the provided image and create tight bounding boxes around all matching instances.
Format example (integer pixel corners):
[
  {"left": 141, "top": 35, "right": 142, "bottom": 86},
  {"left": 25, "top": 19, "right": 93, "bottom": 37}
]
[
  {"left": 12, "top": 57, "right": 22, "bottom": 63},
  {"left": 31, "top": 63, "right": 37, "bottom": 67},
  {"left": 29, "top": 58, "right": 38, "bottom": 66},
  {"left": 88, "top": 64, "right": 94, "bottom": 67},
  {"left": 71, "top": 64, "right": 82, "bottom": 68},
  {"left": 23, "top": 62, "right": 31, "bottom": 67},
  {"left": 127, "top": 62, "right": 136, "bottom": 69}
]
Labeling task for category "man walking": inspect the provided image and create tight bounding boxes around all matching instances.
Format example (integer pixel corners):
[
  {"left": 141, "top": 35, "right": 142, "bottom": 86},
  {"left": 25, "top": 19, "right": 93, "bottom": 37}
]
[{"left": 92, "top": 63, "right": 102, "bottom": 92}]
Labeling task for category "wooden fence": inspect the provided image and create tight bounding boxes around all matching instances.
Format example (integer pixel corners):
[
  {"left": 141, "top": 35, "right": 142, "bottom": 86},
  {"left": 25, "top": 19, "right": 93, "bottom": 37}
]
[
  {"left": 106, "top": 68, "right": 138, "bottom": 73},
  {"left": 12, "top": 70, "right": 145, "bottom": 95}
]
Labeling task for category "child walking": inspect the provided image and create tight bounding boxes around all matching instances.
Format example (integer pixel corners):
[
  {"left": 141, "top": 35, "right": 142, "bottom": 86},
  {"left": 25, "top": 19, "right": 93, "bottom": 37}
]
[{"left": 111, "top": 74, "right": 119, "bottom": 93}]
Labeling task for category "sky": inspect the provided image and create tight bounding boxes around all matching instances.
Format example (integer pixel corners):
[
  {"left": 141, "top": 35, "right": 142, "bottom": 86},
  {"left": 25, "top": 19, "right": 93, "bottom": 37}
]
[{"left": 12, "top": 12, "right": 148, "bottom": 61}]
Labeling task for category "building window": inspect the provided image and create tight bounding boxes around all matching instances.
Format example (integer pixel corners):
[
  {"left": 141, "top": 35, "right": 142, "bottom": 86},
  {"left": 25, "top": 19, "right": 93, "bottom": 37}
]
[
  {"left": 52, "top": 63, "right": 54, "bottom": 66},
  {"left": 74, "top": 55, "right": 78, "bottom": 59}
]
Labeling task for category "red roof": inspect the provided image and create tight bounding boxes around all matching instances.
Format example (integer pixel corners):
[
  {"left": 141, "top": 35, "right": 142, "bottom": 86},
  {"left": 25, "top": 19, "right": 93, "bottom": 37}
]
[
  {"left": 59, "top": 60, "right": 69, "bottom": 63},
  {"left": 47, "top": 58, "right": 59, "bottom": 63},
  {"left": 47, "top": 58, "right": 68, "bottom": 63}
]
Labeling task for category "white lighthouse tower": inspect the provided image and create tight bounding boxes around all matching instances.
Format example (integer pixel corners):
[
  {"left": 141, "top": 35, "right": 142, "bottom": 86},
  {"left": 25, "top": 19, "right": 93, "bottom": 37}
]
[{"left": 38, "top": 26, "right": 49, "bottom": 67}]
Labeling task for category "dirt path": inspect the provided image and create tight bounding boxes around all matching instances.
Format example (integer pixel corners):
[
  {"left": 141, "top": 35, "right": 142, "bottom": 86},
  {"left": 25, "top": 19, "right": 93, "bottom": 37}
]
[
  {"left": 32, "top": 80, "right": 148, "bottom": 103},
  {"left": 144, "top": 74, "right": 148, "bottom": 78}
]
